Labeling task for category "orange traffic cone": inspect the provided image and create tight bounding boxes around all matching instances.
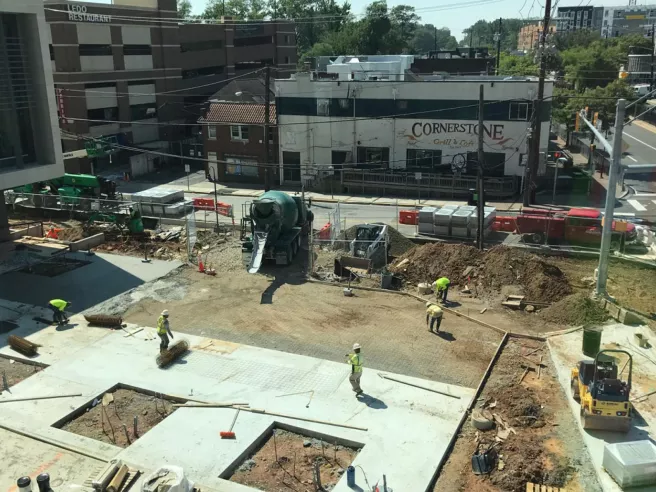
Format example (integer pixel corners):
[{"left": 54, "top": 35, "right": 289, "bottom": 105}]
[{"left": 197, "top": 253, "right": 205, "bottom": 273}]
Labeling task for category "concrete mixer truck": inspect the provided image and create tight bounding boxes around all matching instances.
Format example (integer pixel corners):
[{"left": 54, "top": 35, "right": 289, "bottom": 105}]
[{"left": 241, "top": 191, "right": 314, "bottom": 273}]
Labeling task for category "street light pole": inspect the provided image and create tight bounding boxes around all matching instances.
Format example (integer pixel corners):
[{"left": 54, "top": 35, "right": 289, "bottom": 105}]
[
  {"left": 495, "top": 18, "right": 502, "bottom": 75},
  {"left": 651, "top": 24, "right": 655, "bottom": 91}
]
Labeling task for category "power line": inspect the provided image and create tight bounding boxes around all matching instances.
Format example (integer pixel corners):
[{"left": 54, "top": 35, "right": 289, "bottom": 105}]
[{"left": 44, "top": 1, "right": 504, "bottom": 28}]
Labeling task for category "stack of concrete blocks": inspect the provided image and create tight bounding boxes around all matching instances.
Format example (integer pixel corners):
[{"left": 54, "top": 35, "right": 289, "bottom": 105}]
[
  {"left": 433, "top": 207, "right": 455, "bottom": 236},
  {"left": 132, "top": 189, "right": 193, "bottom": 217},
  {"left": 602, "top": 441, "right": 656, "bottom": 488},
  {"left": 418, "top": 207, "right": 437, "bottom": 235},
  {"left": 451, "top": 208, "right": 472, "bottom": 238},
  {"left": 470, "top": 206, "right": 497, "bottom": 239}
]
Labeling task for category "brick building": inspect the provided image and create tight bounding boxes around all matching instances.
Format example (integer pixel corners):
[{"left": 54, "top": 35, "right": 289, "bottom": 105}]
[
  {"left": 517, "top": 23, "right": 556, "bottom": 52},
  {"left": 43, "top": 0, "right": 296, "bottom": 175},
  {"left": 201, "top": 102, "right": 277, "bottom": 185}
]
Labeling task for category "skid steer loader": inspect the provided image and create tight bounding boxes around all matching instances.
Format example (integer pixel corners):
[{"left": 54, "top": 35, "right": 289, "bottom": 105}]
[{"left": 570, "top": 349, "right": 633, "bottom": 432}]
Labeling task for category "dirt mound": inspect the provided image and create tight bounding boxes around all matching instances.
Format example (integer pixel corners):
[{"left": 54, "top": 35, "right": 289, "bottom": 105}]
[
  {"left": 390, "top": 244, "right": 572, "bottom": 302},
  {"left": 539, "top": 293, "right": 609, "bottom": 326}
]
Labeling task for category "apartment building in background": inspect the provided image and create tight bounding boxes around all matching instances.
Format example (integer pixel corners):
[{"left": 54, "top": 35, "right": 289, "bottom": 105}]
[
  {"left": 517, "top": 22, "right": 556, "bottom": 52},
  {"left": 0, "top": 0, "right": 64, "bottom": 240},
  {"left": 556, "top": 6, "right": 604, "bottom": 32},
  {"left": 601, "top": 5, "right": 656, "bottom": 38},
  {"left": 44, "top": 0, "right": 297, "bottom": 176}
]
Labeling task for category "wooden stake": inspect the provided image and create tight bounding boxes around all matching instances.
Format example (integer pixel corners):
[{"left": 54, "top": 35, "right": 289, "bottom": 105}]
[
  {"left": 107, "top": 464, "right": 128, "bottom": 492},
  {"left": 122, "top": 423, "right": 131, "bottom": 444},
  {"left": 273, "top": 429, "right": 278, "bottom": 462},
  {"left": 538, "top": 355, "right": 543, "bottom": 379},
  {"left": 519, "top": 367, "right": 530, "bottom": 383}
]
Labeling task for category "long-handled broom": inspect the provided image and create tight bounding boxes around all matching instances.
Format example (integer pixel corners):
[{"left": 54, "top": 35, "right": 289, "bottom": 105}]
[{"left": 220, "top": 408, "right": 240, "bottom": 439}]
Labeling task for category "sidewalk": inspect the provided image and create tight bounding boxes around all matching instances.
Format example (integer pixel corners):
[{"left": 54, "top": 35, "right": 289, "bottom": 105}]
[{"left": 145, "top": 181, "right": 523, "bottom": 211}]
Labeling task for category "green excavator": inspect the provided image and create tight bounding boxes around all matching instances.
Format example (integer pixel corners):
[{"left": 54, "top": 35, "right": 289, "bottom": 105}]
[{"left": 14, "top": 173, "right": 119, "bottom": 201}]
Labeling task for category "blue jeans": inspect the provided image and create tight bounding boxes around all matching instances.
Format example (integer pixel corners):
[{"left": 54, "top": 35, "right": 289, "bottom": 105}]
[{"left": 48, "top": 304, "right": 67, "bottom": 324}]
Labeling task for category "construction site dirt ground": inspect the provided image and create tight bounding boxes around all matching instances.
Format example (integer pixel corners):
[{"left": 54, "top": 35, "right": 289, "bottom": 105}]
[
  {"left": 60, "top": 388, "right": 177, "bottom": 448},
  {"left": 229, "top": 429, "right": 360, "bottom": 491},
  {"left": 434, "top": 338, "right": 601, "bottom": 492},
  {"left": 119, "top": 265, "right": 503, "bottom": 389},
  {"left": 0, "top": 356, "right": 42, "bottom": 390}
]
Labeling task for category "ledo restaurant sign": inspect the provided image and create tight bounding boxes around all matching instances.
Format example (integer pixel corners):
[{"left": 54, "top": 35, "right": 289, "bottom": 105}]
[{"left": 67, "top": 4, "right": 111, "bottom": 23}]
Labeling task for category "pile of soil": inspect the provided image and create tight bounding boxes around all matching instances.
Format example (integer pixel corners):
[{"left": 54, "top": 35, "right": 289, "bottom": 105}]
[
  {"left": 55, "top": 225, "right": 85, "bottom": 242},
  {"left": 390, "top": 244, "right": 572, "bottom": 302},
  {"left": 488, "top": 382, "right": 545, "bottom": 428},
  {"left": 539, "top": 293, "right": 609, "bottom": 327}
]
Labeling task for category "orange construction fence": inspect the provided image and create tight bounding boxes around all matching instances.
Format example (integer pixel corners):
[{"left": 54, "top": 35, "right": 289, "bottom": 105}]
[
  {"left": 399, "top": 210, "right": 419, "bottom": 225},
  {"left": 192, "top": 197, "right": 233, "bottom": 217},
  {"left": 318, "top": 222, "right": 332, "bottom": 240}
]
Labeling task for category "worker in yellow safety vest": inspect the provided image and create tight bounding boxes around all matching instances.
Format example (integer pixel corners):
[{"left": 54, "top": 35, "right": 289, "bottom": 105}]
[
  {"left": 433, "top": 277, "right": 451, "bottom": 303},
  {"left": 426, "top": 301, "right": 443, "bottom": 334},
  {"left": 48, "top": 299, "right": 70, "bottom": 326},
  {"left": 346, "top": 343, "right": 363, "bottom": 395},
  {"left": 157, "top": 310, "right": 174, "bottom": 354}
]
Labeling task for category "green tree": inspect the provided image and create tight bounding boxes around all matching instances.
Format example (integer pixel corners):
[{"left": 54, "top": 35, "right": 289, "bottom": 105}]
[
  {"left": 177, "top": 0, "right": 192, "bottom": 18},
  {"left": 389, "top": 5, "right": 419, "bottom": 46},
  {"left": 408, "top": 25, "right": 457, "bottom": 54},
  {"left": 498, "top": 52, "right": 538, "bottom": 76},
  {"left": 459, "top": 18, "right": 524, "bottom": 51},
  {"left": 202, "top": 0, "right": 267, "bottom": 19}
]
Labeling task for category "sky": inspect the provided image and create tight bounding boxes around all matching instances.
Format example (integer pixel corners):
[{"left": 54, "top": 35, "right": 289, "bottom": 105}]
[{"left": 81, "top": 0, "right": 656, "bottom": 43}]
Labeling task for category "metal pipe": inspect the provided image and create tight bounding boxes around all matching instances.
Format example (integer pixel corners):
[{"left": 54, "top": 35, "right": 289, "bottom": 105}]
[
  {"left": 596, "top": 99, "right": 626, "bottom": 298},
  {"left": 580, "top": 113, "right": 613, "bottom": 154}
]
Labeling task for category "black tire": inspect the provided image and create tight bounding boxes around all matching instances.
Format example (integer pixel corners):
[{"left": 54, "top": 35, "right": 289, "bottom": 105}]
[
  {"left": 610, "top": 239, "right": 620, "bottom": 251},
  {"left": 571, "top": 379, "right": 580, "bottom": 402},
  {"left": 532, "top": 232, "right": 545, "bottom": 244}
]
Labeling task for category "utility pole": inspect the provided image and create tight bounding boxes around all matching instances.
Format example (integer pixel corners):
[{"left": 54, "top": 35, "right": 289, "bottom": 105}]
[
  {"left": 651, "top": 24, "right": 655, "bottom": 91},
  {"left": 477, "top": 84, "right": 485, "bottom": 251},
  {"left": 524, "top": 0, "right": 551, "bottom": 206},
  {"left": 264, "top": 64, "right": 271, "bottom": 191},
  {"left": 495, "top": 18, "right": 502, "bottom": 75},
  {"left": 596, "top": 99, "right": 625, "bottom": 297}
]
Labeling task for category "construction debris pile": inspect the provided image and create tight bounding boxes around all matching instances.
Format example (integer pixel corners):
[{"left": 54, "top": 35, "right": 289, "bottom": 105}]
[
  {"left": 539, "top": 292, "right": 610, "bottom": 326},
  {"left": 390, "top": 244, "right": 572, "bottom": 302},
  {"left": 338, "top": 225, "right": 415, "bottom": 257}
]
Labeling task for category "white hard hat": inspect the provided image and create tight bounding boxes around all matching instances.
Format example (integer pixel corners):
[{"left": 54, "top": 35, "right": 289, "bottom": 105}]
[
  {"left": 426, "top": 301, "right": 433, "bottom": 308},
  {"left": 353, "top": 343, "right": 361, "bottom": 350},
  {"left": 161, "top": 310, "right": 169, "bottom": 316}
]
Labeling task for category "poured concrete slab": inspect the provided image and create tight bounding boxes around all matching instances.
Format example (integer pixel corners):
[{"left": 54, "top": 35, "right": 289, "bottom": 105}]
[
  {"left": 0, "top": 312, "right": 475, "bottom": 492},
  {"left": 0, "top": 252, "right": 182, "bottom": 314},
  {"left": 549, "top": 323, "right": 656, "bottom": 492}
]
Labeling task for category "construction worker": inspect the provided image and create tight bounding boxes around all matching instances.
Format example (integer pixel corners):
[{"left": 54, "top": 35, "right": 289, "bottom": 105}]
[
  {"left": 433, "top": 277, "right": 451, "bottom": 303},
  {"left": 426, "top": 301, "right": 443, "bottom": 333},
  {"left": 346, "top": 343, "right": 363, "bottom": 395},
  {"left": 157, "top": 310, "right": 174, "bottom": 354},
  {"left": 48, "top": 299, "right": 70, "bottom": 325}
]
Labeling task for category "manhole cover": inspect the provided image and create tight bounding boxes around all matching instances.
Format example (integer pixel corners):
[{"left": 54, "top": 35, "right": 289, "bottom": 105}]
[
  {"left": 0, "top": 321, "right": 18, "bottom": 334},
  {"left": 19, "top": 258, "right": 91, "bottom": 277}
]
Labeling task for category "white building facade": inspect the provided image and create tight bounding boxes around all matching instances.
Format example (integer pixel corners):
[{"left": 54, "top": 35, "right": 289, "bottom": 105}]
[{"left": 275, "top": 74, "right": 553, "bottom": 189}]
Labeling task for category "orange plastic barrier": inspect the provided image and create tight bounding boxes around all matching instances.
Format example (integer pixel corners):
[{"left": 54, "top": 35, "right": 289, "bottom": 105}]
[
  {"left": 192, "top": 197, "right": 215, "bottom": 211},
  {"left": 399, "top": 210, "right": 419, "bottom": 225},
  {"left": 216, "top": 201, "right": 233, "bottom": 217},
  {"left": 318, "top": 222, "right": 332, "bottom": 240}
]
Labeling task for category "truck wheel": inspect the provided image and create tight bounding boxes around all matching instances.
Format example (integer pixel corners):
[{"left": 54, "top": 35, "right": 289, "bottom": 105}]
[
  {"left": 532, "top": 232, "right": 545, "bottom": 244},
  {"left": 610, "top": 239, "right": 620, "bottom": 251}
]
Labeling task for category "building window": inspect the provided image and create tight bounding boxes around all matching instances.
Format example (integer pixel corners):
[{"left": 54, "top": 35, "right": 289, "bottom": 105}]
[
  {"left": 123, "top": 45, "right": 152, "bottom": 55},
  {"left": 397, "top": 100, "right": 408, "bottom": 110},
  {"left": 49, "top": 44, "right": 55, "bottom": 61},
  {"left": 406, "top": 149, "right": 442, "bottom": 171},
  {"left": 338, "top": 99, "right": 350, "bottom": 110},
  {"left": 131, "top": 104, "right": 157, "bottom": 120},
  {"left": 357, "top": 146, "right": 390, "bottom": 167},
  {"left": 605, "top": 10, "right": 608, "bottom": 16},
  {"left": 332, "top": 150, "right": 350, "bottom": 165},
  {"left": 317, "top": 98, "right": 330, "bottom": 116},
  {"left": 509, "top": 102, "right": 529, "bottom": 120},
  {"left": 226, "top": 156, "right": 258, "bottom": 176},
  {"left": 208, "top": 126, "right": 217, "bottom": 140},
  {"left": 79, "top": 44, "right": 112, "bottom": 56},
  {"left": 87, "top": 107, "right": 118, "bottom": 126},
  {"left": 231, "top": 125, "right": 249, "bottom": 141},
  {"left": 604, "top": 20, "right": 608, "bottom": 26},
  {"left": 284, "top": 56, "right": 290, "bottom": 64},
  {"left": 268, "top": 126, "right": 274, "bottom": 143},
  {"left": 284, "top": 35, "right": 290, "bottom": 44}
]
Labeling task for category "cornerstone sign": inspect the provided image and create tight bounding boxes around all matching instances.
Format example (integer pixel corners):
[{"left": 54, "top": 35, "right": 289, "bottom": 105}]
[
  {"left": 67, "top": 4, "right": 111, "bottom": 23},
  {"left": 411, "top": 122, "right": 505, "bottom": 140}
]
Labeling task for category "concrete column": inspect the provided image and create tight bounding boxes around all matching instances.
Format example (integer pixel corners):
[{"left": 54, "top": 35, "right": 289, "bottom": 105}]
[{"left": 0, "top": 200, "right": 10, "bottom": 242}]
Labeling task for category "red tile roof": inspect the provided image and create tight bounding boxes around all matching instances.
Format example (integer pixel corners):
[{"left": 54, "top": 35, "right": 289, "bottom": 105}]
[{"left": 201, "top": 102, "right": 276, "bottom": 125}]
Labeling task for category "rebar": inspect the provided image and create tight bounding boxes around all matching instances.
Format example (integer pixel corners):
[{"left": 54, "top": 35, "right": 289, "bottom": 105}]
[
  {"left": 133, "top": 416, "right": 138, "bottom": 438},
  {"left": 8, "top": 334, "right": 38, "bottom": 357},
  {"left": 83, "top": 314, "right": 123, "bottom": 328}
]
